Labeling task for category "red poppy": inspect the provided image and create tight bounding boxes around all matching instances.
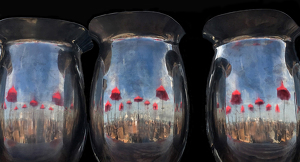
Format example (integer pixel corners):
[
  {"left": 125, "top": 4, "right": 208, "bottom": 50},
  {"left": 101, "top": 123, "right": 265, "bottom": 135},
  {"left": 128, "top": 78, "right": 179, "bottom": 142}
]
[
  {"left": 30, "top": 100, "right": 38, "bottom": 107},
  {"left": 49, "top": 107, "right": 53, "bottom": 111},
  {"left": 144, "top": 100, "right": 150, "bottom": 109},
  {"left": 230, "top": 90, "right": 242, "bottom": 105},
  {"left": 126, "top": 100, "right": 132, "bottom": 109},
  {"left": 22, "top": 104, "right": 27, "bottom": 108},
  {"left": 105, "top": 100, "right": 112, "bottom": 112},
  {"left": 241, "top": 105, "right": 245, "bottom": 113},
  {"left": 248, "top": 104, "right": 254, "bottom": 111},
  {"left": 226, "top": 106, "right": 231, "bottom": 115},
  {"left": 156, "top": 85, "right": 169, "bottom": 101},
  {"left": 153, "top": 102, "right": 158, "bottom": 110},
  {"left": 40, "top": 104, "right": 45, "bottom": 109},
  {"left": 134, "top": 96, "right": 143, "bottom": 102},
  {"left": 3, "top": 102, "right": 6, "bottom": 109},
  {"left": 144, "top": 100, "right": 150, "bottom": 105},
  {"left": 275, "top": 104, "right": 280, "bottom": 113},
  {"left": 119, "top": 102, "right": 124, "bottom": 111},
  {"left": 216, "top": 102, "right": 219, "bottom": 108},
  {"left": 14, "top": 106, "right": 18, "bottom": 110},
  {"left": 6, "top": 86, "right": 17, "bottom": 102},
  {"left": 266, "top": 104, "right": 272, "bottom": 111},
  {"left": 277, "top": 81, "right": 290, "bottom": 100},
  {"left": 255, "top": 97, "right": 264, "bottom": 106},
  {"left": 70, "top": 103, "right": 74, "bottom": 109},
  {"left": 110, "top": 87, "right": 122, "bottom": 101},
  {"left": 52, "top": 91, "right": 63, "bottom": 106}
]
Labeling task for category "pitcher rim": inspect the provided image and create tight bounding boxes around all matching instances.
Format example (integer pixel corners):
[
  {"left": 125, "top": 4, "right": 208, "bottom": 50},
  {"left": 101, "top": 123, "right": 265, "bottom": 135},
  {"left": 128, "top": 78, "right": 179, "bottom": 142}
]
[
  {"left": 203, "top": 9, "right": 300, "bottom": 47},
  {"left": 88, "top": 11, "right": 185, "bottom": 44},
  {"left": 0, "top": 17, "right": 93, "bottom": 53}
]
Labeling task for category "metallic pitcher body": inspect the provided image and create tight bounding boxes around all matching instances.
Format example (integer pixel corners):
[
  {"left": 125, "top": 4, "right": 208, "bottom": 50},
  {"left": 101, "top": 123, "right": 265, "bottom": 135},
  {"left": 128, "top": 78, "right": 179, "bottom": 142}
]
[
  {"left": 88, "top": 11, "right": 189, "bottom": 161},
  {"left": 204, "top": 9, "right": 300, "bottom": 161},
  {"left": 0, "top": 18, "right": 93, "bottom": 161}
]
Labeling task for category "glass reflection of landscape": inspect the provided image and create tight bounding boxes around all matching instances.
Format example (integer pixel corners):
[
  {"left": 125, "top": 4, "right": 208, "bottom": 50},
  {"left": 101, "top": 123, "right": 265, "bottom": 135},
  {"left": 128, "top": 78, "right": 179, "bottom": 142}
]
[
  {"left": 90, "top": 37, "right": 188, "bottom": 161},
  {"left": 209, "top": 38, "right": 299, "bottom": 161},
  {"left": 0, "top": 40, "right": 89, "bottom": 161}
]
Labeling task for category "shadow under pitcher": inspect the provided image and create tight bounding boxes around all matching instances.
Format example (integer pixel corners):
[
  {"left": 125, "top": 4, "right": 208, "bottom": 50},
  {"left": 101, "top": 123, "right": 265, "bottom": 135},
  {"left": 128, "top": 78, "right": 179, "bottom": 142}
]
[
  {"left": 0, "top": 18, "right": 93, "bottom": 161},
  {"left": 204, "top": 9, "right": 300, "bottom": 162},
  {"left": 88, "top": 11, "right": 189, "bottom": 162}
]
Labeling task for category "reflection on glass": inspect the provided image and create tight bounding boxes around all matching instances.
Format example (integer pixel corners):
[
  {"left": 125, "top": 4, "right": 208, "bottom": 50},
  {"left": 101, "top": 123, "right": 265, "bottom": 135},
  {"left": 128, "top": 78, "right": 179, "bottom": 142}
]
[
  {"left": 89, "top": 11, "right": 189, "bottom": 161},
  {"left": 0, "top": 18, "right": 92, "bottom": 161}
]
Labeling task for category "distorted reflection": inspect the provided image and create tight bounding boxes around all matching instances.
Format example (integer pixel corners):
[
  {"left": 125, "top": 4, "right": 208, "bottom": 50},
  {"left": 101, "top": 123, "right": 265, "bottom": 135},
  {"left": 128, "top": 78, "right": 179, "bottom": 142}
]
[
  {"left": 0, "top": 41, "right": 85, "bottom": 161},
  {"left": 90, "top": 37, "right": 188, "bottom": 161},
  {"left": 211, "top": 38, "right": 297, "bottom": 161}
]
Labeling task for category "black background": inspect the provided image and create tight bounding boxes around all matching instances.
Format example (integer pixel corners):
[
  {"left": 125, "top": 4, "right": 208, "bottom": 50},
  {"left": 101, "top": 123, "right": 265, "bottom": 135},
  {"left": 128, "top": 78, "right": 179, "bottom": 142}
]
[{"left": 1, "top": 0, "right": 300, "bottom": 161}]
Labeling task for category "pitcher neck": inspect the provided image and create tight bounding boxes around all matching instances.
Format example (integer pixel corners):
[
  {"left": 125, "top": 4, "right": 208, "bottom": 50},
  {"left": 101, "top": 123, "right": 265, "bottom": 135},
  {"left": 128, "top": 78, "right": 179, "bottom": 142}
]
[
  {"left": 203, "top": 9, "right": 300, "bottom": 47},
  {"left": 0, "top": 17, "right": 93, "bottom": 53},
  {"left": 88, "top": 11, "right": 185, "bottom": 45}
]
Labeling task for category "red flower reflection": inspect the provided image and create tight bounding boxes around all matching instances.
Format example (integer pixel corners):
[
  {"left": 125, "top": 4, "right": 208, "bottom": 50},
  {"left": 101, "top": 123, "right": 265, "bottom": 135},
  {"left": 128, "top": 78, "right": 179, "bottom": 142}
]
[
  {"left": 153, "top": 102, "right": 158, "bottom": 110},
  {"left": 230, "top": 90, "right": 242, "bottom": 105},
  {"left": 6, "top": 86, "right": 17, "bottom": 102},
  {"left": 248, "top": 104, "right": 254, "bottom": 112},
  {"left": 266, "top": 104, "right": 272, "bottom": 111},
  {"left": 119, "top": 102, "right": 124, "bottom": 111},
  {"left": 30, "top": 100, "right": 38, "bottom": 107},
  {"left": 277, "top": 81, "right": 290, "bottom": 100},
  {"left": 156, "top": 85, "right": 169, "bottom": 101},
  {"left": 275, "top": 104, "right": 280, "bottom": 113},
  {"left": 110, "top": 87, "right": 122, "bottom": 101},
  {"left": 105, "top": 100, "right": 112, "bottom": 112},
  {"left": 241, "top": 105, "right": 245, "bottom": 113},
  {"left": 226, "top": 106, "right": 231, "bottom": 115}
]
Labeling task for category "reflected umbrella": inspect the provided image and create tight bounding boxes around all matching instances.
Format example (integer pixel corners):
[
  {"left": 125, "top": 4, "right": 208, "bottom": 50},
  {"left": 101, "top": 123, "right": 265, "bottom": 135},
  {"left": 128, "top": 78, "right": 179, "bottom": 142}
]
[
  {"left": 156, "top": 85, "right": 169, "bottom": 110},
  {"left": 226, "top": 106, "right": 231, "bottom": 124},
  {"left": 277, "top": 81, "right": 290, "bottom": 122},
  {"left": 255, "top": 97, "right": 264, "bottom": 119},
  {"left": 240, "top": 105, "right": 245, "bottom": 122},
  {"left": 70, "top": 103, "right": 74, "bottom": 110},
  {"left": 7, "top": 86, "right": 17, "bottom": 123},
  {"left": 22, "top": 104, "right": 27, "bottom": 120},
  {"left": 134, "top": 96, "right": 143, "bottom": 120},
  {"left": 144, "top": 100, "right": 150, "bottom": 109},
  {"left": 230, "top": 90, "right": 242, "bottom": 123},
  {"left": 119, "top": 102, "right": 123, "bottom": 118},
  {"left": 110, "top": 87, "right": 122, "bottom": 121},
  {"left": 30, "top": 99, "right": 38, "bottom": 131},
  {"left": 126, "top": 100, "right": 132, "bottom": 109},
  {"left": 144, "top": 100, "right": 150, "bottom": 119},
  {"left": 52, "top": 91, "right": 63, "bottom": 110},
  {"left": 126, "top": 100, "right": 132, "bottom": 119},
  {"left": 153, "top": 102, "right": 158, "bottom": 120},
  {"left": 105, "top": 100, "right": 112, "bottom": 124}
]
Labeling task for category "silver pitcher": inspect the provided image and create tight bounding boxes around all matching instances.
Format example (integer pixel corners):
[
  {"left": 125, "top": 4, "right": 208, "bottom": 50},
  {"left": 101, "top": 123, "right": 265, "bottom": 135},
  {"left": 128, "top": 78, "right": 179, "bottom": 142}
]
[
  {"left": 204, "top": 9, "right": 300, "bottom": 161},
  {"left": 88, "top": 11, "right": 189, "bottom": 161},
  {"left": 0, "top": 17, "right": 93, "bottom": 161}
]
